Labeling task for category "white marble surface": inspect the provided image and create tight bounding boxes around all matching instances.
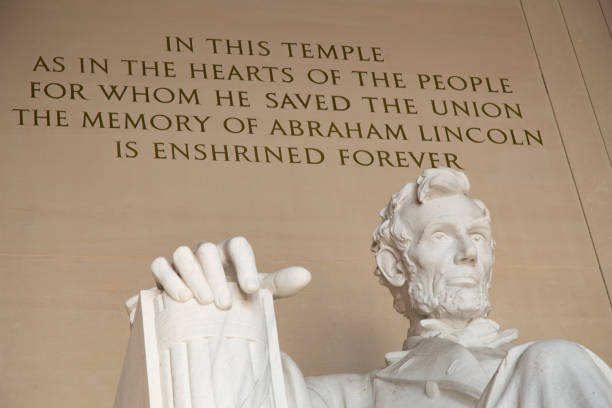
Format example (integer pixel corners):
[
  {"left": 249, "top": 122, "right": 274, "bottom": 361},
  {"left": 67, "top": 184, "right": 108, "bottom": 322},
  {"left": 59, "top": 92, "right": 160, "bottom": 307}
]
[{"left": 116, "top": 168, "right": 612, "bottom": 407}]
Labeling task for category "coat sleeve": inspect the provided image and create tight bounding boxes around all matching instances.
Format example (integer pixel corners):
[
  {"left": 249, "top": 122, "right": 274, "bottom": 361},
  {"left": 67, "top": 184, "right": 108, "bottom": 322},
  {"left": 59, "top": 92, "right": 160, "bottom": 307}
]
[{"left": 281, "top": 353, "right": 375, "bottom": 408}]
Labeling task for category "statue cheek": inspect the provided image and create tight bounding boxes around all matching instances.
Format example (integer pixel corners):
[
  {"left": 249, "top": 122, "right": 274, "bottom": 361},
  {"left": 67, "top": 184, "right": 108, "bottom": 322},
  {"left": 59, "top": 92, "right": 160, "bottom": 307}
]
[{"left": 409, "top": 246, "right": 443, "bottom": 270}]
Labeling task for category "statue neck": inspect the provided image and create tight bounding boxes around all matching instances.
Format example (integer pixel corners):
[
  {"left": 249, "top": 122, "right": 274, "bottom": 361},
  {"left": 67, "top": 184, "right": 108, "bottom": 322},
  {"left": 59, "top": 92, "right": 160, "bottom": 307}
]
[{"left": 408, "top": 316, "right": 471, "bottom": 334}]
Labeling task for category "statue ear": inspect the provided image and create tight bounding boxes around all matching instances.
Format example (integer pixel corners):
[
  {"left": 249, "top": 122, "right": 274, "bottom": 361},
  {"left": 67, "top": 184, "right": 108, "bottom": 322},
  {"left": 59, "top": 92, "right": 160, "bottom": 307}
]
[{"left": 376, "top": 247, "right": 407, "bottom": 287}]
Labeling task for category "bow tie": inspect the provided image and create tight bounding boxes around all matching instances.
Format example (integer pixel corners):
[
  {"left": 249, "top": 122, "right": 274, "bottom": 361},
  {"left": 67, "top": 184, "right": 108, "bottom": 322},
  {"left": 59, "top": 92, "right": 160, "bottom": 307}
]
[{"left": 404, "top": 318, "right": 518, "bottom": 350}]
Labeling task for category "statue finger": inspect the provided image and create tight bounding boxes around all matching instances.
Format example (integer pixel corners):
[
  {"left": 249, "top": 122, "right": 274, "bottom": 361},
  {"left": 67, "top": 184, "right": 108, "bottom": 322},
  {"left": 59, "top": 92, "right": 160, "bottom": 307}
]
[
  {"left": 195, "top": 242, "right": 232, "bottom": 310},
  {"left": 260, "top": 266, "right": 311, "bottom": 298},
  {"left": 172, "top": 246, "right": 214, "bottom": 304},
  {"left": 151, "top": 257, "right": 193, "bottom": 302},
  {"left": 220, "top": 236, "right": 259, "bottom": 294}
]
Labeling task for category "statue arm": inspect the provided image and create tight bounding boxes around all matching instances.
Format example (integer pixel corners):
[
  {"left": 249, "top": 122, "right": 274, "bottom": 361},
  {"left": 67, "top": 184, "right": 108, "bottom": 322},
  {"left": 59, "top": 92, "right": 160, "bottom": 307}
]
[
  {"left": 281, "top": 353, "right": 375, "bottom": 408},
  {"left": 119, "top": 236, "right": 376, "bottom": 408}
]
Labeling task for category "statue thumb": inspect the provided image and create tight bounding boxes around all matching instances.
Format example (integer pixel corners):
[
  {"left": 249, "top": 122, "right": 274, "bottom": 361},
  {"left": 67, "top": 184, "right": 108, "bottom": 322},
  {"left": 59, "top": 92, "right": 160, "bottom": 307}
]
[{"left": 260, "top": 267, "right": 312, "bottom": 298}]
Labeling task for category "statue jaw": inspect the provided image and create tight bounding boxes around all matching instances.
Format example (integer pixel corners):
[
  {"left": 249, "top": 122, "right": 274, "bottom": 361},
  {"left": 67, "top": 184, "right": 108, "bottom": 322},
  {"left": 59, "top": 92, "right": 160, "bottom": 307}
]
[{"left": 406, "top": 271, "right": 492, "bottom": 323}]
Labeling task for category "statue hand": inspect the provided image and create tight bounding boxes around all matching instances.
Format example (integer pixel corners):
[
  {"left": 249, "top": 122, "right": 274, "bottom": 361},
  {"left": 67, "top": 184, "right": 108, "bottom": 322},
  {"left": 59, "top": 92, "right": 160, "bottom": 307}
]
[{"left": 150, "top": 236, "right": 311, "bottom": 309}]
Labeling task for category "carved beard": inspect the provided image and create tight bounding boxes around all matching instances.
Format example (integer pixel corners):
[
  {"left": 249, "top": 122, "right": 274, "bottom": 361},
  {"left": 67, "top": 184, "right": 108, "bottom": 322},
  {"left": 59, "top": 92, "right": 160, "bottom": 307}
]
[{"left": 407, "top": 271, "right": 491, "bottom": 320}]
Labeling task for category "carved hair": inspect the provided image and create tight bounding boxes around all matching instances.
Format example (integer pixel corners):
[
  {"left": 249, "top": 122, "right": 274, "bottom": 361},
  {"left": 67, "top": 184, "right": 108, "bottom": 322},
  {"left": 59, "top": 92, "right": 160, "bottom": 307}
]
[{"left": 371, "top": 168, "right": 491, "bottom": 319}]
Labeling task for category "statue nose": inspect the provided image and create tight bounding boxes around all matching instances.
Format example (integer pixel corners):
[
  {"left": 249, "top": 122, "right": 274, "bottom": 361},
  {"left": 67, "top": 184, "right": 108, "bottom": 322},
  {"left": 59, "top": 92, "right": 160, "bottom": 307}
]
[{"left": 455, "top": 235, "right": 477, "bottom": 265}]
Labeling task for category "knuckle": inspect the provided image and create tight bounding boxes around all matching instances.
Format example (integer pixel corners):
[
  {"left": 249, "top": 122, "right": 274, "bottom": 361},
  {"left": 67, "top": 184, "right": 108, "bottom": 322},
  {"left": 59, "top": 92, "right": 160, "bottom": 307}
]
[
  {"left": 151, "top": 257, "right": 169, "bottom": 271},
  {"left": 173, "top": 245, "right": 193, "bottom": 260},
  {"left": 198, "top": 242, "right": 217, "bottom": 254},
  {"left": 229, "top": 236, "right": 248, "bottom": 250}
]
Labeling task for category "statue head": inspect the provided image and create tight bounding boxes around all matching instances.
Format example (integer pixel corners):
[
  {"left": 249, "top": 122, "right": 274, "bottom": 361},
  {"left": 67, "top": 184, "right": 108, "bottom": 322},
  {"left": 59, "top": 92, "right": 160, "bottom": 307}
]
[{"left": 372, "top": 168, "right": 495, "bottom": 329}]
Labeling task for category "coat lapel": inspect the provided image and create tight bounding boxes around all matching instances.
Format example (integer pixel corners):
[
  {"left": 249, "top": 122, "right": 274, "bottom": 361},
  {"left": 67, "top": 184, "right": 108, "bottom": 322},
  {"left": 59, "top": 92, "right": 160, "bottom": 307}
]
[{"left": 375, "top": 337, "right": 491, "bottom": 399}]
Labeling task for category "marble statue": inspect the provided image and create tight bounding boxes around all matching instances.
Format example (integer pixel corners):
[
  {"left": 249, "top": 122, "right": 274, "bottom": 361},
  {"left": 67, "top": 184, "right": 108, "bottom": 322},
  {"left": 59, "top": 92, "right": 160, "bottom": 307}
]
[{"left": 116, "top": 168, "right": 612, "bottom": 408}]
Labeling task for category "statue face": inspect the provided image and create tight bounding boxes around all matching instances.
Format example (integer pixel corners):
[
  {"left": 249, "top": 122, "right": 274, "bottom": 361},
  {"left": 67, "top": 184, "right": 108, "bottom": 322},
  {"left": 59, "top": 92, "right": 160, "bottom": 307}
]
[{"left": 399, "top": 195, "right": 494, "bottom": 320}]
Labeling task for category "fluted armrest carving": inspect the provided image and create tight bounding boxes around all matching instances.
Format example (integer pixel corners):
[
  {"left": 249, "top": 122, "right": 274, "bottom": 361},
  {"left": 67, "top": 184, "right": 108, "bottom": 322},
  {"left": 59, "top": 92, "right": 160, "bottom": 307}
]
[{"left": 114, "top": 285, "right": 288, "bottom": 408}]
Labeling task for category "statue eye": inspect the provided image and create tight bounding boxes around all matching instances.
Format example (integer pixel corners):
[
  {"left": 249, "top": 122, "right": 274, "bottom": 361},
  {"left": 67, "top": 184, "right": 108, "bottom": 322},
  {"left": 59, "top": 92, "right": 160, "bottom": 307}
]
[
  {"left": 471, "top": 233, "right": 484, "bottom": 243},
  {"left": 431, "top": 232, "right": 447, "bottom": 241}
]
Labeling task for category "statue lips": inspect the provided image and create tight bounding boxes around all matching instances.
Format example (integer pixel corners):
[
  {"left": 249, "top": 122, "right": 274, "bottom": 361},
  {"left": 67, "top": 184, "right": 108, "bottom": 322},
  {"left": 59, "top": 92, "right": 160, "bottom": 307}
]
[{"left": 445, "top": 275, "right": 480, "bottom": 288}]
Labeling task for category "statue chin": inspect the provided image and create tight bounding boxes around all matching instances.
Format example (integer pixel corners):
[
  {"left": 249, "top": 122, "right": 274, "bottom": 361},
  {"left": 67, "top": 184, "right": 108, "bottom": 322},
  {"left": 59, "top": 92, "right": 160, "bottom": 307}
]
[{"left": 409, "top": 283, "right": 491, "bottom": 322}]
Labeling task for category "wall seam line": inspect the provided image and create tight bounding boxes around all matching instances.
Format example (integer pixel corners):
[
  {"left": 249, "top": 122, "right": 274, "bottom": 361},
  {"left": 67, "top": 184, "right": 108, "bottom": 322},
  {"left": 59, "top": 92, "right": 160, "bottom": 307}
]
[
  {"left": 518, "top": 0, "right": 612, "bottom": 307},
  {"left": 557, "top": 0, "right": 611, "bottom": 165},
  {"left": 596, "top": 0, "right": 612, "bottom": 40}
]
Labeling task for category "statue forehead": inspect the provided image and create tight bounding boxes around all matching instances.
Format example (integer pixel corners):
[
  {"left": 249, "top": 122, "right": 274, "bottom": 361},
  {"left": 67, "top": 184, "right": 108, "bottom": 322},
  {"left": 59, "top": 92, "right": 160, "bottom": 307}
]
[{"left": 398, "top": 194, "right": 487, "bottom": 235}]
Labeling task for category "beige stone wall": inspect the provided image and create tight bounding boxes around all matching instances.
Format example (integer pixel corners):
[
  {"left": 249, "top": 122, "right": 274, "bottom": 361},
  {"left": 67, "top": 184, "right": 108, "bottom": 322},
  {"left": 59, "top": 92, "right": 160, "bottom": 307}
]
[{"left": 0, "top": 1, "right": 610, "bottom": 407}]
